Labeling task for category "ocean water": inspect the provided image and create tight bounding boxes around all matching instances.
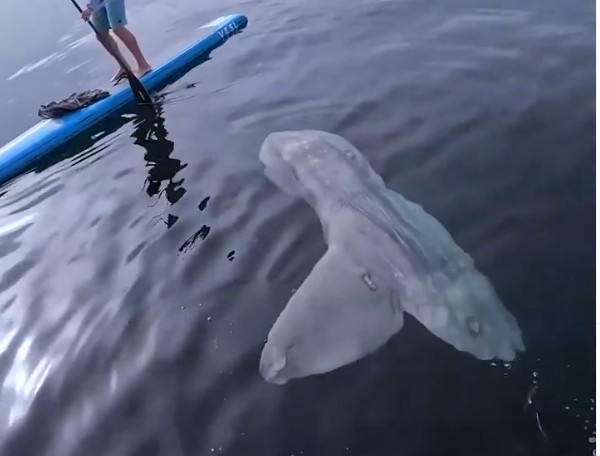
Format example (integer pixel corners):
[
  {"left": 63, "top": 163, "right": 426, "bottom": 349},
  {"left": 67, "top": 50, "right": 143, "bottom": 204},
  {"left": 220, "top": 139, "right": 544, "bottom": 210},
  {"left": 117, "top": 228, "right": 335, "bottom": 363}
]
[{"left": 0, "top": 0, "right": 595, "bottom": 455}]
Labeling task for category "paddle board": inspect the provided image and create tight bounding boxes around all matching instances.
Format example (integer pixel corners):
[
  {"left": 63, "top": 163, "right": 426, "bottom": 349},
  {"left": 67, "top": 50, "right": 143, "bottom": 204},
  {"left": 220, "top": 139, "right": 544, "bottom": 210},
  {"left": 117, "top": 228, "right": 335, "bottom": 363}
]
[{"left": 0, "top": 13, "right": 248, "bottom": 186}]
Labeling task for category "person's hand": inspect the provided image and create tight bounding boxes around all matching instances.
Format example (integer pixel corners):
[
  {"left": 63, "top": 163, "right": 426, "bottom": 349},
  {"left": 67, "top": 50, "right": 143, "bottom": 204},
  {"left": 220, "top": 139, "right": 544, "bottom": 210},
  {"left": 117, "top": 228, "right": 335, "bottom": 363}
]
[{"left": 81, "top": 8, "right": 92, "bottom": 21}]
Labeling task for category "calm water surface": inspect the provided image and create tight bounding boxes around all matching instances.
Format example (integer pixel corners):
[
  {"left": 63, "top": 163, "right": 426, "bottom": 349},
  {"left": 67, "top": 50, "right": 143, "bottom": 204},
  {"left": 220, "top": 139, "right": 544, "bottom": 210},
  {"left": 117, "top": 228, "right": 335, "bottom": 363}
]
[{"left": 0, "top": 0, "right": 595, "bottom": 455}]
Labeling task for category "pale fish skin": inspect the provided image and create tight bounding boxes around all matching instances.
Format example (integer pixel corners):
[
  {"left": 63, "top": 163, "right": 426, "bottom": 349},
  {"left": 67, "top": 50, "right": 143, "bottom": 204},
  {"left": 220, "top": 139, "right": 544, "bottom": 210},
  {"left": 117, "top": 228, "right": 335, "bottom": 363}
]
[{"left": 258, "top": 130, "right": 525, "bottom": 385}]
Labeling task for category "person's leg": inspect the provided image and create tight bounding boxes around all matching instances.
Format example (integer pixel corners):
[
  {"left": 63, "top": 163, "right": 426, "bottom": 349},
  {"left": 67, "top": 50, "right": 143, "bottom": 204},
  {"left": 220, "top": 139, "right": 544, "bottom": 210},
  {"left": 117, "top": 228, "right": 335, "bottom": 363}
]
[
  {"left": 106, "top": 0, "right": 152, "bottom": 76},
  {"left": 112, "top": 27, "right": 152, "bottom": 76},
  {"left": 90, "top": 6, "right": 131, "bottom": 81}
]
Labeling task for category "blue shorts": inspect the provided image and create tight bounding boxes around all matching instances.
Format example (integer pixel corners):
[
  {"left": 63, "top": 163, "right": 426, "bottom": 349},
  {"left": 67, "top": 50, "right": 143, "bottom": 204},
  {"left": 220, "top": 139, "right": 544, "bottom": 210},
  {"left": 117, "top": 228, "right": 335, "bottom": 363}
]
[{"left": 91, "top": 0, "right": 128, "bottom": 31}]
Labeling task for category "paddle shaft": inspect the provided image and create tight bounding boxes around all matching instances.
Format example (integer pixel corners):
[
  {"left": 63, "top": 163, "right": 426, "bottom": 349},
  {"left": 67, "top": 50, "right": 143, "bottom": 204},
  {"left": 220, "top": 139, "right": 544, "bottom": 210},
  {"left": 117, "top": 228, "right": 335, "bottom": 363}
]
[{"left": 69, "top": 0, "right": 153, "bottom": 105}]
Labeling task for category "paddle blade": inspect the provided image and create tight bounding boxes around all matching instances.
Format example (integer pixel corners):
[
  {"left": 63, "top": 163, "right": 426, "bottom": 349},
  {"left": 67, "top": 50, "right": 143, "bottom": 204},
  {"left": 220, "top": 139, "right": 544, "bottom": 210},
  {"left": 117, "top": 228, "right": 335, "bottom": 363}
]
[{"left": 126, "top": 72, "right": 153, "bottom": 106}]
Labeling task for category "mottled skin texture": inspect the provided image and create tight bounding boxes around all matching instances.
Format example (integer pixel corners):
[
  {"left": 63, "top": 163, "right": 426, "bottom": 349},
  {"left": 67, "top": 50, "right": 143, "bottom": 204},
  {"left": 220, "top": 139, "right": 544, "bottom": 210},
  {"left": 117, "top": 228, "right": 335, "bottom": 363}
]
[{"left": 259, "top": 130, "right": 525, "bottom": 385}]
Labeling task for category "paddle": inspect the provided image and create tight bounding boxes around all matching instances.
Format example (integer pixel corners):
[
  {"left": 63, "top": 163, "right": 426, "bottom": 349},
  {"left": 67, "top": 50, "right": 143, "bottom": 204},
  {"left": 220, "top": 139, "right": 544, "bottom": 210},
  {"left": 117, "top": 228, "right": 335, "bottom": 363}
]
[{"left": 69, "top": 0, "right": 153, "bottom": 106}]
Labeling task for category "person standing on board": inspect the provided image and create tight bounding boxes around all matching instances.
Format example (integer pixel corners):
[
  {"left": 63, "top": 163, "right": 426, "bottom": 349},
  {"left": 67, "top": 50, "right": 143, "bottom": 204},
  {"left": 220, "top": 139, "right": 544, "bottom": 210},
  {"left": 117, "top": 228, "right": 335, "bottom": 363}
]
[{"left": 81, "top": 0, "right": 152, "bottom": 83}]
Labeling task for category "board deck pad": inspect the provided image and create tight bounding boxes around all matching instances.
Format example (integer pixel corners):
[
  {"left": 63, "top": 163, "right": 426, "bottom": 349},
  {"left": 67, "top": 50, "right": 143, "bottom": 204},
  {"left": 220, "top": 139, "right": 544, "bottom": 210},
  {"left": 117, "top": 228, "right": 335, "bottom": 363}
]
[{"left": 0, "top": 14, "right": 248, "bottom": 186}]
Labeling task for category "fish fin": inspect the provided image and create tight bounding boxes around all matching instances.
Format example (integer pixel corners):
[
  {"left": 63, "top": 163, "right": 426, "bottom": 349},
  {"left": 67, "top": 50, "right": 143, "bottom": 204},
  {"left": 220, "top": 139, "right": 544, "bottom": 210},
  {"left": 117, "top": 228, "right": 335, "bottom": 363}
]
[
  {"left": 384, "top": 189, "right": 470, "bottom": 267},
  {"left": 383, "top": 189, "right": 525, "bottom": 361},
  {"left": 260, "top": 247, "right": 404, "bottom": 383}
]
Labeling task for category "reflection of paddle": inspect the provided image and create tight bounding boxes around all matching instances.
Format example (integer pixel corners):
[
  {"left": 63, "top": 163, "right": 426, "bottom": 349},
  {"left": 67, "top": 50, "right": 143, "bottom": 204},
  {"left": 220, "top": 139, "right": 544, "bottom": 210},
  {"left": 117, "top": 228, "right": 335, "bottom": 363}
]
[
  {"left": 131, "top": 101, "right": 188, "bottom": 205},
  {"left": 132, "top": 102, "right": 191, "bottom": 233},
  {"left": 69, "top": 0, "right": 153, "bottom": 106}
]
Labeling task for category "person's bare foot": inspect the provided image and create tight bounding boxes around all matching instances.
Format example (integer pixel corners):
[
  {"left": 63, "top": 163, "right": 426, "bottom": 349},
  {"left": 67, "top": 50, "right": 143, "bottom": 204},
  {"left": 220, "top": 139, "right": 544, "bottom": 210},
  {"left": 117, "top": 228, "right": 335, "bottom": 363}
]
[{"left": 135, "top": 65, "right": 152, "bottom": 77}]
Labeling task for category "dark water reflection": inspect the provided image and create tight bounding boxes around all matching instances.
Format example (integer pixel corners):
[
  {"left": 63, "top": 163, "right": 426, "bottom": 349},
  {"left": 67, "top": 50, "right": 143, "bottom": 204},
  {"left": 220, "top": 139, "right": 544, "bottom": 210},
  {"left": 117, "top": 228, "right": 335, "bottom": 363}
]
[
  {"left": 0, "top": 0, "right": 595, "bottom": 455},
  {"left": 133, "top": 103, "right": 188, "bottom": 210}
]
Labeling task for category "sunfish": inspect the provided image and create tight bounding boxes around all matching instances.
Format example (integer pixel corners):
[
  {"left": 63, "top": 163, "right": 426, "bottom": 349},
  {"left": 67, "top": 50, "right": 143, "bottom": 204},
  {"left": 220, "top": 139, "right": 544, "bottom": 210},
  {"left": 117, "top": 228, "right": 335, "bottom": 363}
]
[{"left": 258, "top": 130, "right": 525, "bottom": 385}]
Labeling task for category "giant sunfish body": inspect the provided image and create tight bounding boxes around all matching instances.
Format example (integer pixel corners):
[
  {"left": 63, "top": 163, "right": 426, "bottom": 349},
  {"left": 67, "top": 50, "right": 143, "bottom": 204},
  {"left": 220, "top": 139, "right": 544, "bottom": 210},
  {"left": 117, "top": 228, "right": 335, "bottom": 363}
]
[{"left": 258, "top": 130, "right": 525, "bottom": 385}]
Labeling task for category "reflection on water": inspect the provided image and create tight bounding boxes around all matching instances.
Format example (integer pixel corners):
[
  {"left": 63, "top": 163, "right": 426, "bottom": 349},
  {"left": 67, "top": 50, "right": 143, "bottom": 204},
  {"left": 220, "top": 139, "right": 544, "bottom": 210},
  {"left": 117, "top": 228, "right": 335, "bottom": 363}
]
[
  {"left": 178, "top": 224, "right": 211, "bottom": 253},
  {"left": 198, "top": 196, "right": 210, "bottom": 211},
  {"left": 132, "top": 103, "right": 188, "bottom": 208},
  {"left": 131, "top": 102, "right": 214, "bottom": 252},
  {"left": 131, "top": 102, "right": 187, "bottom": 232}
]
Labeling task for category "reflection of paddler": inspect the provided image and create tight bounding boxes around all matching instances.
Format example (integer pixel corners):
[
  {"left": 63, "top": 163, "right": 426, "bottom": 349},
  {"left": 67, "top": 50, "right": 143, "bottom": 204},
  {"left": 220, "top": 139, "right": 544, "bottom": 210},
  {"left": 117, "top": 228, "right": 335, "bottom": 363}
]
[{"left": 131, "top": 104, "right": 188, "bottom": 205}]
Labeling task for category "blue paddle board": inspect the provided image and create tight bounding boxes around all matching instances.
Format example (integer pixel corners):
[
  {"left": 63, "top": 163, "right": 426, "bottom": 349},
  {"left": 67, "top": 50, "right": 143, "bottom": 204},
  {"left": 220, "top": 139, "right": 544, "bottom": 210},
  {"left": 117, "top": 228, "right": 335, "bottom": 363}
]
[{"left": 0, "top": 13, "right": 248, "bottom": 186}]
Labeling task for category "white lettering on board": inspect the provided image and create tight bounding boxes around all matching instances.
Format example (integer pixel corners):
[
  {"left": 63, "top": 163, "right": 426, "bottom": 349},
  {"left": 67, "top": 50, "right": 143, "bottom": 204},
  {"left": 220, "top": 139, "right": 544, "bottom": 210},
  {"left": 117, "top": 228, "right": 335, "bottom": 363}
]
[{"left": 217, "top": 22, "right": 240, "bottom": 41}]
